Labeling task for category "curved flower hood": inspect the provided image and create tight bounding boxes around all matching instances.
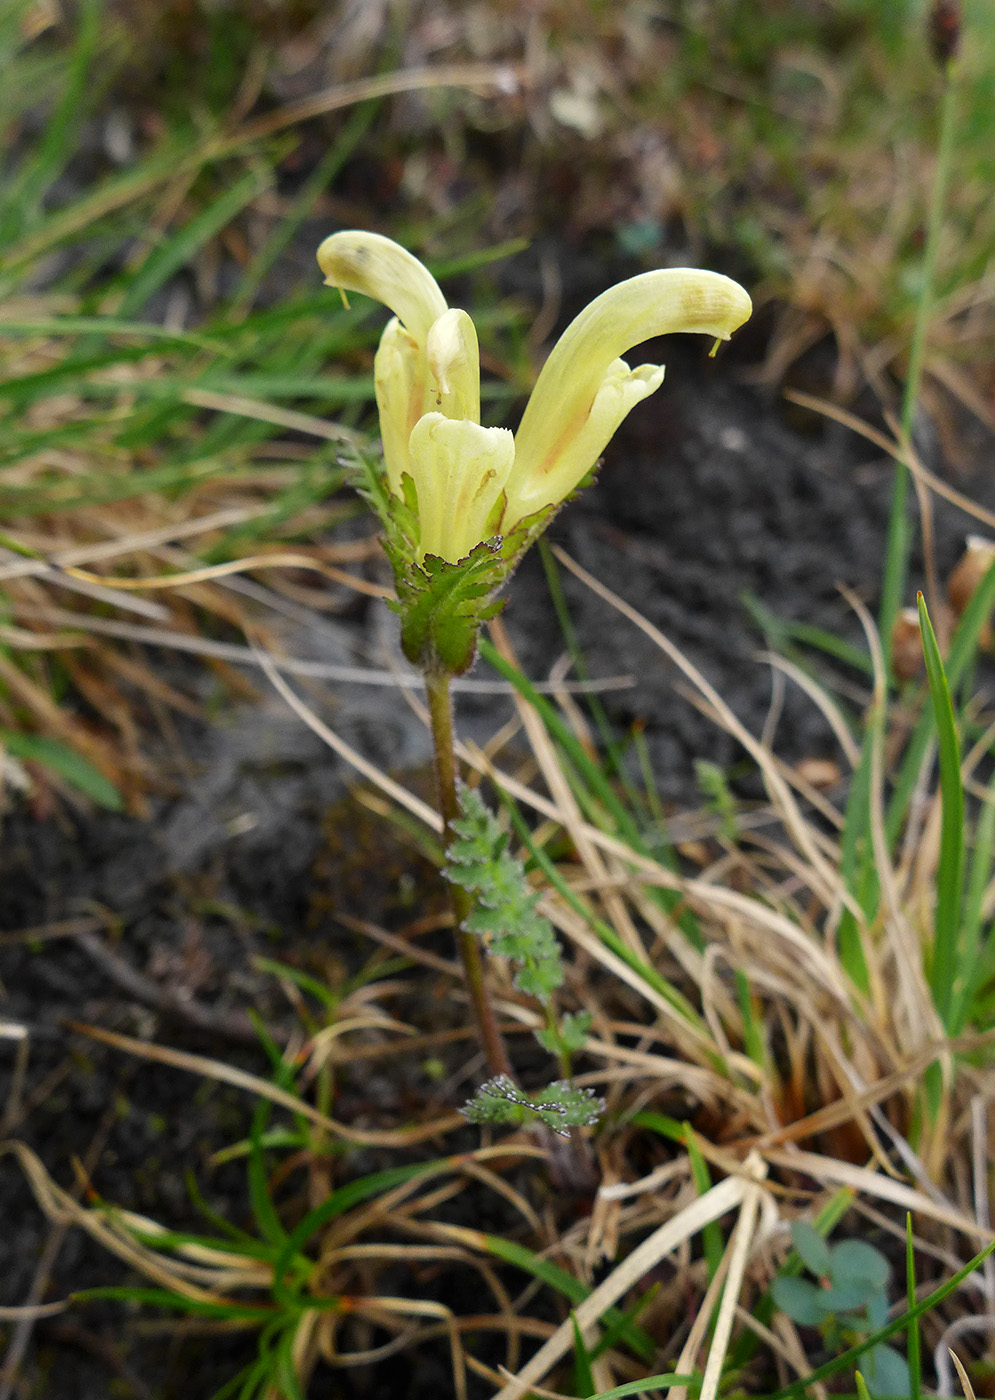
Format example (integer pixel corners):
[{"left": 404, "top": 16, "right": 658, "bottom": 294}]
[{"left": 318, "top": 230, "right": 752, "bottom": 563}]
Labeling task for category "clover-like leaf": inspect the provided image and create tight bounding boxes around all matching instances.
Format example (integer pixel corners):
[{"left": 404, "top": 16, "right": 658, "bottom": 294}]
[
  {"left": 770, "top": 1275, "right": 831, "bottom": 1327},
  {"left": 790, "top": 1221, "right": 833, "bottom": 1279},
  {"left": 862, "top": 1344, "right": 910, "bottom": 1399},
  {"left": 829, "top": 1240, "right": 890, "bottom": 1291}
]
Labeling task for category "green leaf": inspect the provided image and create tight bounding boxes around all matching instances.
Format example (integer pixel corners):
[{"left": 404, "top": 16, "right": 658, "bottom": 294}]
[
  {"left": 863, "top": 1343, "right": 911, "bottom": 1399},
  {"left": 584, "top": 1377, "right": 696, "bottom": 1400},
  {"left": 1, "top": 731, "right": 123, "bottom": 810},
  {"left": 762, "top": 1237, "right": 995, "bottom": 1400},
  {"left": 445, "top": 784, "right": 565, "bottom": 1002},
  {"left": 572, "top": 1313, "right": 596, "bottom": 1397},
  {"left": 821, "top": 1280, "right": 877, "bottom": 1312},
  {"left": 461, "top": 1075, "right": 604, "bottom": 1136},
  {"left": 916, "top": 592, "right": 965, "bottom": 1028},
  {"left": 387, "top": 541, "right": 510, "bottom": 674},
  {"left": 830, "top": 1239, "right": 890, "bottom": 1290},
  {"left": 790, "top": 1221, "right": 833, "bottom": 1279},
  {"left": 535, "top": 1010, "right": 593, "bottom": 1056},
  {"left": 770, "top": 1275, "right": 829, "bottom": 1326}
]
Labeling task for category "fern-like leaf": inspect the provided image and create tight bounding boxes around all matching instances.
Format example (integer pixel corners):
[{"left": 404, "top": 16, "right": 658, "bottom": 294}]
[
  {"left": 445, "top": 784, "right": 564, "bottom": 1002},
  {"left": 462, "top": 1075, "right": 604, "bottom": 1136}
]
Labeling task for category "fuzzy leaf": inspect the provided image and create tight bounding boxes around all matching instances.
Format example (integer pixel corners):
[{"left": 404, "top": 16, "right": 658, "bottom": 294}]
[
  {"left": 461, "top": 1075, "right": 604, "bottom": 1137},
  {"left": 386, "top": 539, "right": 511, "bottom": 674},
  {"left": 535, "top": 1010, "right": 593, "bottom": 1057},
  {"left": 445, "top": 784, "right": 564, "bottom": 1002}
]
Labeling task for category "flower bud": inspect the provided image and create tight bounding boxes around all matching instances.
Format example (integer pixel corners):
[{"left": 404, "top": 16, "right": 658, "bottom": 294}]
[
  {"left": 947, "top": 535, "right": 995, "bottom": 648},
  {"left": 928, "top": 0, "right": 961, "bottom": 66},
  {"left": 891, "top": 607, "right": 924, "bottom": 682}
]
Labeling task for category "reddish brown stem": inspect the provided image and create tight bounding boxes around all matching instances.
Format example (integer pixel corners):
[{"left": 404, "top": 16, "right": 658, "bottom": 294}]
[{"left": 424, "top": 667, "right": 512, "bottom": 1079}]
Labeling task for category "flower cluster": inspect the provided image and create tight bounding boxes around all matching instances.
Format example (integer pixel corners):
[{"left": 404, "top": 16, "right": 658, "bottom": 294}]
[{"left": 317, "top": 231, "right": 752, "bottom": 565}]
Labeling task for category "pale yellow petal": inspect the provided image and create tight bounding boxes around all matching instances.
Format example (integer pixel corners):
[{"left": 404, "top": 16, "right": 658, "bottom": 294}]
[
  {"left": 503, "top": 361, "right": 664, "bottom": 527},
  {"left": 406, "top": 413, "right": 515, "bottom": 563},
  {"left": 426, "top": 309, "right": 481, "bottom": 423},
  {"left": 507, "top": 268, "right": 751, "bottom": 504},
  {"left": 316, "top": 230, "right": 448, "bottom": 342},
  {"left": 374, "top": 318, "right": 423, "bottom": 496}
]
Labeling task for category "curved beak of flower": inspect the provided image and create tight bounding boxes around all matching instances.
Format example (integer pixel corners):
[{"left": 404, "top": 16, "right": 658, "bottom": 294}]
[
  {"left": 316, "top": 229, "right": 448, "bottom": 341},
  {"left": 501, "top": 267, "right": 753, "bottom": 530}
]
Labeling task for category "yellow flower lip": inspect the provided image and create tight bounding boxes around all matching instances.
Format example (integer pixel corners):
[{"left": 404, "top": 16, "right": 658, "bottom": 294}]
[
  {"left": 318, "top": 232, "right": 752, "bottom": 563},
  {"left": 502, "top": 268, "right": 753, "bottom": 526}
]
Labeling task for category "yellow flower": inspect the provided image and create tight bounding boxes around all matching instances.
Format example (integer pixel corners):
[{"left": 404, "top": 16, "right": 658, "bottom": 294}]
[{"left": 317, "top": 230, "right": 751, "bottom": 563}]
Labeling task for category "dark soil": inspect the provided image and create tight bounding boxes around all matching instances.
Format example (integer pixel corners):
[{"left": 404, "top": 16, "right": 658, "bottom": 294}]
[{"left": 4, "top": 244, "right": 995, "bottom": 1397}]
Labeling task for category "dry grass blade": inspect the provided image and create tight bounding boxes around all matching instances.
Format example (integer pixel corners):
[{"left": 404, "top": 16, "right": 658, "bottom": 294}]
[
  {"left": 785, "top": 388, "right": 995, "bottom": 533},
  {"left": 66, "top": 1020, "right": 462, "bottom": 1147},
  {"left": 762, "top": 1147, "right": 992, "bottom": 1241},
  {"left": 550, "top": 545, "right": 846, "bottom": 911},
  {"left": 253, "top": 646, "right": 442, "bottom": 832},
  {"left": 178, "top": 387, "right": 363, "bottom": 443},
  {"left": 65, "top": 553, "right": 390, "bottom": 601},
  {"left": 948, "top": 1348, "right": 979, "bottom": 1400},
  {"left": 691, "top": 1165, "right": 767, "bottom": 1400},
  {"left": 491, "top": 1167, "right": 757, "bottom": 1400},
  {"left": 221, "top": 62, "right": 528, "bottom": 148}
]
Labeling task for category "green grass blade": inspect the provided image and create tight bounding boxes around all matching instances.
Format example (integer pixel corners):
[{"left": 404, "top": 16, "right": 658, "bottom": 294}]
[
  {"left": 479, "top": 636, "right": 704, "bottom": 950},
  {"left": 501, "top": 790, "right": 713, "bottom": 1040},
  {"left": 743, "top": 593, "right": 873, "bottom": 676},
  {"left": 879, "top": 58, "right": 960, "bottom": 672},
  {"left": 0, "top": 0, "right": 101, "bottom": 242},
  {"left": 538, "top": 535, "right": 646, "bottom": 815},
  {"left": 234, "top": 99, "right": 379, "bottom": 311},
  {"left": 916, "top": 593, "right": 965, "bottom": 1028},
  {"left": 246, "top": 1099, "right": 288, "bottom": 1248},
  {"left": 116, "top": 170, "right": 268, "bottom": 318},
  {"left": 270, "top": 1159, "right": 454, "bottom": 1305},
  {"left": 631, "top": 1111, "right": 687, "bottom": 1143},
  {"left": 685, "top": 1127, "right": 724, "bottom": 1284},
  {"left": 835, "top": 734, "right": 875, "bottom": 995},
  {"left": 887, "top": 556, "right": 995, "bottom": 845},
  {"left": 589, "top": 1285, "right": 661, "bottom": 1365},
  {"left": 0, "top": 316, "right": 229, "bottom": 352},
  {"left": 586, "top": 1377, "right": 697, "bottom": 1400},
  {"left": 274, "top": 1327, "right": 308, "bottom": 1400},
  {"left": 0, "top": 731, "right": 123, "bottom": 810},
  {"left": 471, "top": 1233, "right": 655, "bottom": 1362},
  {"left": 953, "top": 764, "right": 995, "bottom": 1033},
  {"left": 72, "top": 1286, "right": 271, "bottom": 1320},
  {"left": 734, "top": 969, "right": 766, "bottom": 1068},
  {"left": 572, "top": 1313, "right": 597, "bottom": 1397},
  {"left": 906, "top": 1216, "right": 921, "bottom": 1400}
]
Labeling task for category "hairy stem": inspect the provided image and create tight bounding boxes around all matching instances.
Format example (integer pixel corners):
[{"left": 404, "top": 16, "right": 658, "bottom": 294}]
[{"left": 425, "top": 666, "right": 512, "bottom": 1078}]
